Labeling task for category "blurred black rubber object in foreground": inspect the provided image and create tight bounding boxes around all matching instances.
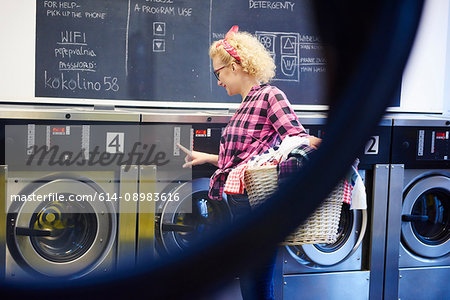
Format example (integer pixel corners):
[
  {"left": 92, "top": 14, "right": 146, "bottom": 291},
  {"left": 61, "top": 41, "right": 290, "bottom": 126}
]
[{"left": 0, "top": 0, "right": 424, "bottom": 298}]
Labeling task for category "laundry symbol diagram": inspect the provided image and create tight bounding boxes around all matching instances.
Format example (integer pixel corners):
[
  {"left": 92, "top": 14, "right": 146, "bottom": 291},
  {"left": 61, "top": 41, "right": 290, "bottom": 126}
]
[
  {"left": 281, "top": 36, "right": 297, "bottom": 55},
  {"left": 281, "top": 56, "right": 297, "bottom": 77},
  {"left": 257, "top": 34, "right": 276, "bottom": 54},
  {"left": 255, "top": 31, "right": 300, "bottom": 81}
]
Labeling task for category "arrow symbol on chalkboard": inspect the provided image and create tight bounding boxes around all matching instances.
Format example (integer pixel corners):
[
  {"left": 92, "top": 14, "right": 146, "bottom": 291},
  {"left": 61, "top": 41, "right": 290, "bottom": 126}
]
[
  {"left": 153, "top": 22, "right": 166, "bottom": 36},
  {"left": 153, "top": 39, "right": 165, "bottom": 52}
]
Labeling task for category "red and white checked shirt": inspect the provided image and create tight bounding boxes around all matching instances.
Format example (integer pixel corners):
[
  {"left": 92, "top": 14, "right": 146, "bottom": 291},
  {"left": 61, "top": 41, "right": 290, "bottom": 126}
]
[
  {"left": 223, "top": 164, "right": 249, "bottom": 195},
  {"left": 208, "top": 84, "right": 309, "bottom": 200},
  {"left": 343, "top": 180, "right": 353, "bottom": 205}
]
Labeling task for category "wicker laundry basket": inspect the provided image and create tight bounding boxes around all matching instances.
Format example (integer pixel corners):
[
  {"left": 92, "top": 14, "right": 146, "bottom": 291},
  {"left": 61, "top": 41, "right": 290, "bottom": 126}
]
[{"left": 244, "top": 165, "right": 345, "bottom": 245}]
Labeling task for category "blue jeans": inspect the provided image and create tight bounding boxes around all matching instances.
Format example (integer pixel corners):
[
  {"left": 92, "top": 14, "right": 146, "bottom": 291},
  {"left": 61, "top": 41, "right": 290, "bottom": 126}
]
[{"left": 227, "top": 194, "right": 277, "bottom": 300}]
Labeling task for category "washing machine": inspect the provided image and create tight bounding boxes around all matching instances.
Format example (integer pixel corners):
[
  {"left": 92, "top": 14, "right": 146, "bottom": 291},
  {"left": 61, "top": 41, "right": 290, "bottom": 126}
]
[
  {"left": 277, "top": 116, "right": 392, "bottom": 300},
  {"left": 139, "top": 113, "right": 233, "bottom": 259},
  {"left": 0, "top": 109, "right": 141, "bottom": 281},
  {"left": 384, "top": 115, "right": 449, "bottom": 300}
]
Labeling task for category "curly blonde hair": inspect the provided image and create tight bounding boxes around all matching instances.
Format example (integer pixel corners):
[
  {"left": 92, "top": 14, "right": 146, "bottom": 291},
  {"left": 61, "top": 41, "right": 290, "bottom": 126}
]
[{"left": 209, "top": 30, "right": 276, "bottom": 83}]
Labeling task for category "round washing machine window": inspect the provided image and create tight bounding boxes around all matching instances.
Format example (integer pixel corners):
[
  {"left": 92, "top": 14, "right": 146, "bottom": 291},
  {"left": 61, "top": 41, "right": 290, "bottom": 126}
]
[
  {"left": 172, "top": 190, "right": 228, "bottom": 249},
  {"left": 402, "top": 175, "right": 449, "bottom": 258},
  {"left": 7, "top": 175, "right": 117, "bottom": 278},
  {"left": 286, "top": 205, "right": 367, "bottom": 267},
  {"left": 29, "top": 197, "right": 98, "bottom": 263},
  {"left": 411, "top": 189, "right": 449, "bottom": 245},
  {"left": 157, "top": 178, "right": 232, "bottom": 256}
]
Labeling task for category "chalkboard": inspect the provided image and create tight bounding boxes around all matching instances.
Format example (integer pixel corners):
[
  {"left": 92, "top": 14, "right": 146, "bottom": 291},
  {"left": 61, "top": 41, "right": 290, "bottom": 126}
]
[{"left": 34, "top": 1, "right": 377, "bottom": 106}]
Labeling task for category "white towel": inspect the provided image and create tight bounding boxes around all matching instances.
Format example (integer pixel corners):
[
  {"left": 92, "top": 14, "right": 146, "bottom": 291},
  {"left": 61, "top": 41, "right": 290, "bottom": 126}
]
[{"left": 350, "top": 167, "right": 367, "bottom": 210}]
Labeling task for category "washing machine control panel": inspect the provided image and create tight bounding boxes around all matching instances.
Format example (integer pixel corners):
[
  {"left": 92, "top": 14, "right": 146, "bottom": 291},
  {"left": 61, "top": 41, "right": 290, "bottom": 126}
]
[
  {"left": 305, "top": 124, "right": 392, "bottom": 169},
  {"left": 417, "top": 129, "right": 449, "bottom": 161},
  {"left": 191, "top": 124, "right": 226, "bottom": 178},
  {"left": 6, "top": 124, "right": 88, "bottom": 171},
  {"left": 189, "top": 123, "right": 392, "bottom": 172},
  {"left": 392, "top": 125, "right": 450, "bottom": 168},
  {"left": 5, "top": 123, "right": 142, "bottom": 171}
]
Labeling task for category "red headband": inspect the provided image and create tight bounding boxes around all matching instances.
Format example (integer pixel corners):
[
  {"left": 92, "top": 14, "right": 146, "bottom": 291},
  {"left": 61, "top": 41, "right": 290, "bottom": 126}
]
[{"left": 216, "top": 25, "right": 241, "bottom": 62}]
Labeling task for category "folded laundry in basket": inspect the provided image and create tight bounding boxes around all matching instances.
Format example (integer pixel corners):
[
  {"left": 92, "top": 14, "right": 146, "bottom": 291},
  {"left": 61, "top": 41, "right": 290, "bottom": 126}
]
[
  {"left": 247, "top": 146, "right": 280, "bottom": 167},
  {"left": 247, "top": 135, "right": 311, "bottom": 168}
]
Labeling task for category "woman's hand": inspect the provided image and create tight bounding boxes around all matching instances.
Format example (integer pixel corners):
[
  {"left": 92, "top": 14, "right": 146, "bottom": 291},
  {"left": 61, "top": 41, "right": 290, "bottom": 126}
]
[
  {"left": 308, "top": 136, "right": 322, "bottom": 150},
  {"left": 177, "top": 144, "right": 219, "bottom": 168}
]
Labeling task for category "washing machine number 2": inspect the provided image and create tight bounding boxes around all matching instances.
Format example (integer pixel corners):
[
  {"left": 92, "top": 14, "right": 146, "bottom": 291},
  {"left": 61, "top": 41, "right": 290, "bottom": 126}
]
[{"left": 365, "top": 136, "right": 379, "bottom": 155}]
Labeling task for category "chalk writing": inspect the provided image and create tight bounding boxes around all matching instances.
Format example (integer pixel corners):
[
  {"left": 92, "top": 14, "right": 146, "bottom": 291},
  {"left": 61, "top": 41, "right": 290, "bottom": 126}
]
[
  {"left": 44, "top": 72, "right": 120, "bottom": 92},
  {"left": 54, "top": 46, "right": 96, "bottom": 59},
  {"left": 249, "top": 1, "right": 295, "bottom": 11},
  {"left": 134, "top": 2, "right": 193, "bottom": 17},
  {"left": 36, "top": 0, "right": 329, "bottom": 105}
]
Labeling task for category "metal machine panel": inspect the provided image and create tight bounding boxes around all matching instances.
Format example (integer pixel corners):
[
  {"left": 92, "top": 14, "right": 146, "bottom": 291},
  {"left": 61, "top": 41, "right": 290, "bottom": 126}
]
[
  {"left": 0, "top": 106, "right": 140, "bottom": 122},
  {"left": 2, "top": 119, "right": 142, "bottom": 281},
  {"left": 398, "top": 266, "right": 450, "bottom": 300},
  {"left": 383, "top": 164, "right": 404, "bottom": 300},
  {"left": 283, "top": 271, "right": 370, "bottom": 300},
  {"left": 391, "top": 117, "right": 450, "bottom": 169},
  {"left": 385, "top": 115, "right": 450, "bottom": 300},
  {"left": 136, "top": 165, "right": 157, "bottom": 265},
  {"left": 141, "top": 110, "right": 232, "bottom": 124},
  {"left": 148, "top": 122, "right": 233, "bottom": 258},
  {"left": 116, "top": 165, "right": 139, "bottom": 272},
  {"left": 399, "top": 170, "right": 450, "bottom": 267},
  {"left": 368, "top": 164, "right": 390, "bottom": 300}
]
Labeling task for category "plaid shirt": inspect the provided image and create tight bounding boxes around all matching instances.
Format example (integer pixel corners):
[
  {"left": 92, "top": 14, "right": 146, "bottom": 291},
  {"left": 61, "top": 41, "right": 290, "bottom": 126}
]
[{"left": 209, "top": 84, "right": 309, "bottom": 200}]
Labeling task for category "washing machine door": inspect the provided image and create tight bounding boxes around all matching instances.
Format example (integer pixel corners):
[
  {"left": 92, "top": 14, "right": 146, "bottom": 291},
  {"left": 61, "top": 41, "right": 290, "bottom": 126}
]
[
  {"left": 156, "top": 178, "right": 232, "bottom": 256},
  {"left": 286, "top": 204, "right": 367, "bottom": 267},
  {"left": 401, "top": 174, "right": 449, "bottom": 258},
  {"left": 7, "top": 174, "right": 117, "bottom": 278}
]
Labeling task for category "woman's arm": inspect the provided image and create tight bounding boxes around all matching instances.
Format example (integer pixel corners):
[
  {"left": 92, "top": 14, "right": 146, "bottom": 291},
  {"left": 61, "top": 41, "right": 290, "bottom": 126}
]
[
  {"left": 306, "top": 136, "right": 322, "bottom": 149},
  {"left": 177, "top": 144, "right": 219, "bottom": 168}
]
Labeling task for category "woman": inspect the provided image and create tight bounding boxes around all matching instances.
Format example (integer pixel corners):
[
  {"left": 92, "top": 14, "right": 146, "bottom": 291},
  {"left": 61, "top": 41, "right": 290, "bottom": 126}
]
[{"left": 179, "top": 26, "right": 321, "bottom": 300}]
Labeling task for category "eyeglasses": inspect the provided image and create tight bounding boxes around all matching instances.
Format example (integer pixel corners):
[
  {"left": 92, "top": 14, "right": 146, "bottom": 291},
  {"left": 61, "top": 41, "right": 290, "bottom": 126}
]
[{"left": 213, "top": 65, "right": 227, "bottom": 80}]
